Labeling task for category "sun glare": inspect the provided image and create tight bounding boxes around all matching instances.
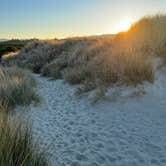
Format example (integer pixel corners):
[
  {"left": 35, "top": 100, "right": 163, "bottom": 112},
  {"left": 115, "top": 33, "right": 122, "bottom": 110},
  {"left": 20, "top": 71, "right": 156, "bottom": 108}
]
[{"left": 115, "top": 19, "right": 132, "bottom": 33}]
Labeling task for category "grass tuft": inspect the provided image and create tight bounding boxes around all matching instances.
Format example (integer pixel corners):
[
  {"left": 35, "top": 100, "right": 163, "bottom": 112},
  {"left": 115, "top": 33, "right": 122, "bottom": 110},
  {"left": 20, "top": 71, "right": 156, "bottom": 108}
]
[
  {"left": 0, "top": 111, "right": 48, "bottom": 166},
  {"left": 0, "top": 67, "right": 39, "bottom": 109}
]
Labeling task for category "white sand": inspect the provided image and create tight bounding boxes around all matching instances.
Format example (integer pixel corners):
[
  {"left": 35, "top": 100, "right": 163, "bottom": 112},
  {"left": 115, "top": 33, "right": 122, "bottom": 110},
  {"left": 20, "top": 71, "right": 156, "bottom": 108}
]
[{"left": 18, "top": 67, "right": 166, "bottom": 166}]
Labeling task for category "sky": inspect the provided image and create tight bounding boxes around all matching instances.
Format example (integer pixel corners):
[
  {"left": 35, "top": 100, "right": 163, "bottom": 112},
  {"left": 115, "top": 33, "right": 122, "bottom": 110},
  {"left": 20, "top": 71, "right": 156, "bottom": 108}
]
[{"left": 0, "top": 0, "right": 165, "bottom": 39}]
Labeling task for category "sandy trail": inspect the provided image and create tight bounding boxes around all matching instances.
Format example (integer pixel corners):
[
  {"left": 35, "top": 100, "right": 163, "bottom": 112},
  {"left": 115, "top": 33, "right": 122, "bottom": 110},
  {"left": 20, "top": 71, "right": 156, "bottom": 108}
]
[{"left": 18, "top": 68, "right": 166, "bottom": 166}]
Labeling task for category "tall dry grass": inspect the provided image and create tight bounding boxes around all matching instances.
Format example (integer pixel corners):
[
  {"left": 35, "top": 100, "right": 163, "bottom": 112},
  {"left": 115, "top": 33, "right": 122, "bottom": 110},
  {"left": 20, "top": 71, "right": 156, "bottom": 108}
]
[
  {"left": 114, "top": 14, "right": 166, "bottom": 56},
  {"left": 0, "top": 67, "right": 39, "bottom": 109},
  {"left": 2, "top": 14, "right": 166, "bottom": 97},
  {"left": 0, "top": 67, "right": 47, "bottom": 165},
  {"left": 0, "top": 110, "right": 48, "bottom": 166}
]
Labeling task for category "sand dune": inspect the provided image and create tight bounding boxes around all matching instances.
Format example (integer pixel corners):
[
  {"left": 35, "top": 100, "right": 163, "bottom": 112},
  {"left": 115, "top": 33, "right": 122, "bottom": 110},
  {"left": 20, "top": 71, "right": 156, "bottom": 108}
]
[{"left": 17, "top": 66, "right": 166, "bottom": 166}]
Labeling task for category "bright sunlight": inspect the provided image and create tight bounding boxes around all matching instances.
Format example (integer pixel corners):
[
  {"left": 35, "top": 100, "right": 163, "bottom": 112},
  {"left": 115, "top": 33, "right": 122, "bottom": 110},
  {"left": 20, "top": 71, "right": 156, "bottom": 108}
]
[{"left": 114, "top": 18, "right": 132, "bottom": 33}]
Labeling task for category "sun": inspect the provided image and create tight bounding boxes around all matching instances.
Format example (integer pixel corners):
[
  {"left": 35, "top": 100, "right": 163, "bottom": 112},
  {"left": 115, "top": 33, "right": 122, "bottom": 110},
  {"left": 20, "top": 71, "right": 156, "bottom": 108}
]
[{"left": 115, "top": 19, "right": 132, "bottom": 33}]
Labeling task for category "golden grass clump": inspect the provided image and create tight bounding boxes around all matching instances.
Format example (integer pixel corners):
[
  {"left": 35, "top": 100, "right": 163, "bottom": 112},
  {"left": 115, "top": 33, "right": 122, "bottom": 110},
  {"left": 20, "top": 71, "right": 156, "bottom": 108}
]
[
  {"left": 121, "top": 51, "right": 154, "bottom": 85},
  {"left": 114, "top": 14, "right": 166, "bottom": 55}
]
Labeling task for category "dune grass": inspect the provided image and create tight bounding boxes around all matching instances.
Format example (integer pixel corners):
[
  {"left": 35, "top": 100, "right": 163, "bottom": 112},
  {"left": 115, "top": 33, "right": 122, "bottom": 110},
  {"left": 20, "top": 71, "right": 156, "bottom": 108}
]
[
  {"left": 2, "top": 14, "right": 166, "bottom": 97},
  {"left": 0, "top": 65, "right": 47, "bottom": 165},
  {"left": 121, "top": 51, "right": 154, "bottom": 85},
  {"left": 0, "top": 109, "right": 48, "bottom": 166},
  {"left": 114, "top": 14, "right": 166, "bottom": 56},
  {"left": 0, "top": 66, "right": 39, "bottom": 110}
]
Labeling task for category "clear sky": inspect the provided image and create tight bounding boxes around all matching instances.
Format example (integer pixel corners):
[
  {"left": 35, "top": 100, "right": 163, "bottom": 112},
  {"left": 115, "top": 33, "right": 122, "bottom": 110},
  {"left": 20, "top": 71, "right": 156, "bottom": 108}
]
[{"left": 0, "top": 0, "right": 165, "bottom": 39}]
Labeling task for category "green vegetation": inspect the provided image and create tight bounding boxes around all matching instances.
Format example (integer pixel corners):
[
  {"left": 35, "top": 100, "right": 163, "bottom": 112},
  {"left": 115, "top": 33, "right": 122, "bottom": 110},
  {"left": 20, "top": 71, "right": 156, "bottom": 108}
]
[{"left": 0, "top": 39, "right": 37, "bottom": 57}]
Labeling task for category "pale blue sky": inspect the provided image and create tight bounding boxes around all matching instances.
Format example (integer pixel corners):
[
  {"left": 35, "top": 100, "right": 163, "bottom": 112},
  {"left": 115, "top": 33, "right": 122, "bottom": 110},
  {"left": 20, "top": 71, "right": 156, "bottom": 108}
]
[{"left": 0, "top": 0, "right": 165, "bottom": 39}]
